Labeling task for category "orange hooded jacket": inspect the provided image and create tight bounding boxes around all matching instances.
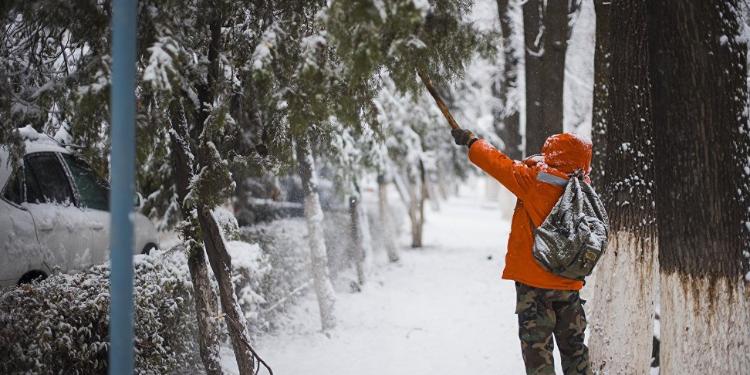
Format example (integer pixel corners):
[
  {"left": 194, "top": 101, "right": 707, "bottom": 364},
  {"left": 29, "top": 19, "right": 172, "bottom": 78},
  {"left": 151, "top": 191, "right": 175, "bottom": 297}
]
[{"left": 468, "top": 133, "right": 593, "bottom": 291}]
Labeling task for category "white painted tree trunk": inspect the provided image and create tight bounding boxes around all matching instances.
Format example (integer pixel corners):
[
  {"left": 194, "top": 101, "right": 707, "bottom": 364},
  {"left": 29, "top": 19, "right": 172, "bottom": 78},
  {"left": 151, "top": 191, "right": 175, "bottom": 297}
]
[
  {"left": 378, "top": 177, "right": 399, "bottom": 262},
  {"left": 589, "top": 231, "right": 656, "bottom": 375},
  {"left": 659, "top": 274, "right": 750, "bottom": 374},
  {"left": 357, "top": 199, "right": 373, "bottom": 276},
  {"left": 349, "top": 192, "right": 371, "bottom": 286},
  {"left": 408, "top": 179, "right": 423, "bottom": 248},
  {"left": 304, "top": 192, "right": 337, "bottom": 330},
  {"left": 295, "top": 133, "right": 337, "bottom": 331}
]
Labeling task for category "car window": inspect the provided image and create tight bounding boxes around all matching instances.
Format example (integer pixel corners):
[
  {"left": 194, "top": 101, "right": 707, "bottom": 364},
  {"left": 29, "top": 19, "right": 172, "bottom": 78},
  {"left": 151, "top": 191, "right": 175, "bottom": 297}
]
[
  {"left": 24, "top": 153, "right": 76, "bottom": 205},
  {"left": 62, "top": 154, "right": 109, "bottom": 211},
  {"left": 2, "top": 168, "right": 23, "bottom": 205}
]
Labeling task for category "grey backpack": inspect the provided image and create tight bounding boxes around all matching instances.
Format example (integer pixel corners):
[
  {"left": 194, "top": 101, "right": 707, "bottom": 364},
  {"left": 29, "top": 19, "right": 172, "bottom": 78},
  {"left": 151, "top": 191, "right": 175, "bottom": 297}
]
[{"left": 529, "top": 171, "right": 609, "bottom": 281}]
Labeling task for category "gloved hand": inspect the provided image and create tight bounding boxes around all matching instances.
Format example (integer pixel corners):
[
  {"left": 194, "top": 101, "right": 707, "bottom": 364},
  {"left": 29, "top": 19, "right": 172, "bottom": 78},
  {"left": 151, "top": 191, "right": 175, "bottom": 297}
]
[
  {"left": 523, "top": 154, "right": 545, "bottom": 167},
  {"left": 451, "top": 128, "right": 477, "bottom": 147}
]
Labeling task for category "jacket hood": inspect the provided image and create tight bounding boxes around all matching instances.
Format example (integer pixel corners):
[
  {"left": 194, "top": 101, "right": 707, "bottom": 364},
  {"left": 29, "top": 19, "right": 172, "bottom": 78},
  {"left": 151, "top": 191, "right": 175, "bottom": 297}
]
[{"left": 540, "top": 133, "right": 592, "bottom": 174}]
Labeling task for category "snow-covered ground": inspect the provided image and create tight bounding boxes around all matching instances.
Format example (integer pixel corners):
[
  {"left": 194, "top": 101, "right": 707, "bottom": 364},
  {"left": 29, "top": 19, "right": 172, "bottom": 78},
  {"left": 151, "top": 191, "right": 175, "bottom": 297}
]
[{"left": 223, "top": 179, "right": 567, "bottom": 375}]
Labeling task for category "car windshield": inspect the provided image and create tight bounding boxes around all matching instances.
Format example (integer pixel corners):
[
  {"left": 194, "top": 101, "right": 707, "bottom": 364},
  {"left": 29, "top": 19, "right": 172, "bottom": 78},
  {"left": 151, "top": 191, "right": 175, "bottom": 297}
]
[{"left": 62, "top": 154, "right": 110, "bottom": 211}]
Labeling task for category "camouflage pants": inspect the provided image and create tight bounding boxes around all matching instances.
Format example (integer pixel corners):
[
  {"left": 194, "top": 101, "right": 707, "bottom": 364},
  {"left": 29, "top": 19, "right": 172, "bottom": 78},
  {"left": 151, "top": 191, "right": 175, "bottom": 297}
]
[{"left": 515, "top": 282, "right": 591, "bottom": 375}]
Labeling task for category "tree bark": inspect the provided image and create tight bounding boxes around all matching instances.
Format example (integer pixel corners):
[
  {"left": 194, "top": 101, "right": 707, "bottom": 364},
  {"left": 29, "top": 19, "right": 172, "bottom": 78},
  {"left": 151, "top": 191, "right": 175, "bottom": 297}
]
[
  {"left": 377, "top": 174, "right": 399, "bottom": 262},
  {"left": 523, "top": 0, "right": 569, "bottom": 156},
  {"left": 648, "top": 1, "right": 750, "bottom": 373},
  {"left": 589, "top": 2, "right": 658, "bottom": 370},
  {"left": 494, "top": 0, "right": 523, "bottom": 160},
  {"left": 169, "top": 104, "right": 223, "bottom": 375},
  {"left": 295, "top": 132, "right": 337, "bottom": 330},
  {"left": 589, "top": 3, "right": 658, "bottom": 373},
  {"left": 185, "top": 248, "right": 223, "bottom": 375},
  {"left": 197, "top": 207, "right": 259, "bottom": 375},
  {"left": 590, "top": 0, "right": 611, "bottom": 191}
]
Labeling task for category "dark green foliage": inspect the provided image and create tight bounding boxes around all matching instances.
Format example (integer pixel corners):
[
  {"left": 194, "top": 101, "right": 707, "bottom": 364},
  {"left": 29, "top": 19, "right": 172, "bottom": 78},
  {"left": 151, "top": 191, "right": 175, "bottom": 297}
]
[
  {"left": 1, "top": 0, "right": 490, "bottom": 228},
  {"left": 326, "top": 0, "right": 495, "bottom": 96},
  {"left": 0, "top": 0, "right": 111, "bottom": 171}
]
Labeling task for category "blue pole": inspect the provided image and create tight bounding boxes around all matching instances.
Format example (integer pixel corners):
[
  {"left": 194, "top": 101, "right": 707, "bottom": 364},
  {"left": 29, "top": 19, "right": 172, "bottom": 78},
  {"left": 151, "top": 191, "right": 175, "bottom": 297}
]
[{"left": 109, "top": 0, "right": 137, "bottom": 374}]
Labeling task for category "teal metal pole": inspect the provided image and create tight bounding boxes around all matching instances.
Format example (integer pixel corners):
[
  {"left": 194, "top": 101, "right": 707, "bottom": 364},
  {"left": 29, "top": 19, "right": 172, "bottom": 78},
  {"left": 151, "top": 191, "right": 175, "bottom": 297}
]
[{"left": 109, "top": 0, "right": 137, "bottom": 373}]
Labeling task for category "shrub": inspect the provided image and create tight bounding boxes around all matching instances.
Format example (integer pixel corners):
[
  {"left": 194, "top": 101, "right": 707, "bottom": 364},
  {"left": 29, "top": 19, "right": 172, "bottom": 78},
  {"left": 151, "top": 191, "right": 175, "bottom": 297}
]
[{"left": 0, "top": 254, "right": 201, "bottom": 374}]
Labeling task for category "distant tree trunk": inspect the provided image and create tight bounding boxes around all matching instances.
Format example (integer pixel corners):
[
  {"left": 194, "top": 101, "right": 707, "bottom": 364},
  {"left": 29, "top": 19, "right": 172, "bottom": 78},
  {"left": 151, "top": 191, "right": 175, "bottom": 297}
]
[
  {"left": 348, "top": 181, "right": 368, "bottom": 286},
  {"left": 434, "top": 168, "right": 449, "bottom": 200},
  {"left": 588, "top": 1, "right": 656, "bottom": 373},
  {"left": 495, "top": 0, "right": 523, "bottom": 159},
  {"left": 168, "top": 104, "right": 223, "bottom": 375},
  {"left": 408, "top": 159, "right": 426, "bottom": 248},
  {"left": 419, "top": 159, "right": 428, "bottom": 218},
  {"left": 523, "top": 0, "right": 568, "bottom": 155},
  {"left": 377, "top": 174, "right": 399, "bottom": 262},
  {"left": 649, "top": 1, "right": 750, "bottom": 373},
  {"left": 590, "top": 0, "right": 611, "bottom": 190},
  {"left": 295, "top": 132, "right": 337, "bottom": 330}
]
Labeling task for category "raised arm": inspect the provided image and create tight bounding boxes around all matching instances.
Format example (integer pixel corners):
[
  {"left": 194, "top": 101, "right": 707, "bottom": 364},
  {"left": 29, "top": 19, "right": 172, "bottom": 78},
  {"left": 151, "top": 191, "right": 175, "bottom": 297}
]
[{"left": 467, "top": 139, "right": 533, "bottom": 199}]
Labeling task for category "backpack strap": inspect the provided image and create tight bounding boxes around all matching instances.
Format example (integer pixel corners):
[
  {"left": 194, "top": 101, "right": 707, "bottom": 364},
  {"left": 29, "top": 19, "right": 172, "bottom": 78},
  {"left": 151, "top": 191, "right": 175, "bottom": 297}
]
[{"left": 537, "top": 171, "right": 568, "bottom": 186}]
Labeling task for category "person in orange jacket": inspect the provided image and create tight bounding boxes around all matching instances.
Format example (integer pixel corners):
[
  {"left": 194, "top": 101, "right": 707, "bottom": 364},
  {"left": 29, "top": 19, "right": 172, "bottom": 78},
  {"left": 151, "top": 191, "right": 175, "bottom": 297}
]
[{"left": 452, "top": 128, "right": 593, "bottom": 375}]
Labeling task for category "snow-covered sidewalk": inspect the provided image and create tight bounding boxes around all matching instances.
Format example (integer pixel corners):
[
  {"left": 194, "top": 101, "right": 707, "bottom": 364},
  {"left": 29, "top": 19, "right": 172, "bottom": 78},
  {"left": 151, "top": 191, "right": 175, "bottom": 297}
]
[{"left": 225, "top": 182, "right": 563, "bottom": 375}]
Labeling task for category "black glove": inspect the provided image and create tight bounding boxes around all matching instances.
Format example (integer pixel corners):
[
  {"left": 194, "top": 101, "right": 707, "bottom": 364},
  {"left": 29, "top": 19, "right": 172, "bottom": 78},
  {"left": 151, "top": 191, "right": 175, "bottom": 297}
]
[{"left": 451, "top": 128, "right": 477, "bottom": 147}]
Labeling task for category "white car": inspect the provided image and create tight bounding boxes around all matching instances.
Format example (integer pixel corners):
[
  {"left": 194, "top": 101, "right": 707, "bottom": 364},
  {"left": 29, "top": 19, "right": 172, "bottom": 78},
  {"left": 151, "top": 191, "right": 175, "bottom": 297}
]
[{"left": 0, "top": 128, "right": 158, "bottom": 287}]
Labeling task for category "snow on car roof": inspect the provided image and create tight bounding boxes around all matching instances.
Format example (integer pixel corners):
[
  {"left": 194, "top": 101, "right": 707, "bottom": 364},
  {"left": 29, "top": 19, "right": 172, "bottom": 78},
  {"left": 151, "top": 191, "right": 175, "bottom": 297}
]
[
  {"left": 0, "top": 126, "right": 72, "bottom": 188},
  {"left": 19, "top": 125, "right": 71, "bottom": 154}
]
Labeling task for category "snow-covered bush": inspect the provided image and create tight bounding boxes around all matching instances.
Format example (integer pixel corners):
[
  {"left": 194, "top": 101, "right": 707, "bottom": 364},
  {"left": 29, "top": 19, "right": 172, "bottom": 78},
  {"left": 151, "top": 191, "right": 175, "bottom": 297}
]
[
  {"left": 0, "top": 254, "right": 200, "bottom": 374},
  {"left": 228, "top": 241, "right": 273, "bottom": 334},
  {"left": 214, "top": 206, "right": 241, "bottom": 241}
]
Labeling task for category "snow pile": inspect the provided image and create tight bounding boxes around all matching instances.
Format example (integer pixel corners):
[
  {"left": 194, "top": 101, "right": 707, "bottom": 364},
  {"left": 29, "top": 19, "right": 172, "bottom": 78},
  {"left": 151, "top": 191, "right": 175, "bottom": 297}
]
[
  {"left": 0, "top": 253, "right": 201, "bottom": 374},
  {"left": 18, "top": 124, "right": 45, "bottom": 142}
]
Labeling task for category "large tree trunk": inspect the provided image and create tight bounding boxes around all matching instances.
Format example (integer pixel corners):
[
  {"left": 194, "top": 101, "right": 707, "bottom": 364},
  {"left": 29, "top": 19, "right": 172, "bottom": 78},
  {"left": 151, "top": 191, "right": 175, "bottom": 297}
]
[
  {"left": 377, "top": 174, "right": 400, "bottom": 262},
  {"left": 589, "top": 4, "right": 657, "bottom": 373},
  {"left": 522, "top": 0, "right": 569, "bottom": 155},
  {"left": 295, "top": 133, "right": 337, "bottom": 330},
  {"left": 169, "top": 106, "right": 223, "bottom": 375},
  {"left": 590, "top": 0, "right": 611, "bottom": 191},
  {"left": 648, "top": 1, "right": 750, "bottom": 373},
  {"left": 494, "top": 0, "right": 523, "bottom": 159}
]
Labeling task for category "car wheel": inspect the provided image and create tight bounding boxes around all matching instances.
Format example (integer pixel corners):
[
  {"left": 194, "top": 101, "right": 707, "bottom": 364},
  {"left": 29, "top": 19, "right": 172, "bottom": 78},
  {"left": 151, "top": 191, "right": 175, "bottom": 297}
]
[
  {"left": 141, "top": 243, "right": 158, "bottom": 255},
  {"left": 18, "top": 270, "right": 47, "bottom": 285}
]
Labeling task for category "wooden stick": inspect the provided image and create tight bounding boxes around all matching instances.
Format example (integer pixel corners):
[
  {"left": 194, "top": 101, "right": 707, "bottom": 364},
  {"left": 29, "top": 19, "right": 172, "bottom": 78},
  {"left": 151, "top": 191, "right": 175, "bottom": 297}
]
[{"left": 417, "top": 69, "right": 461, "bottom": 130}]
